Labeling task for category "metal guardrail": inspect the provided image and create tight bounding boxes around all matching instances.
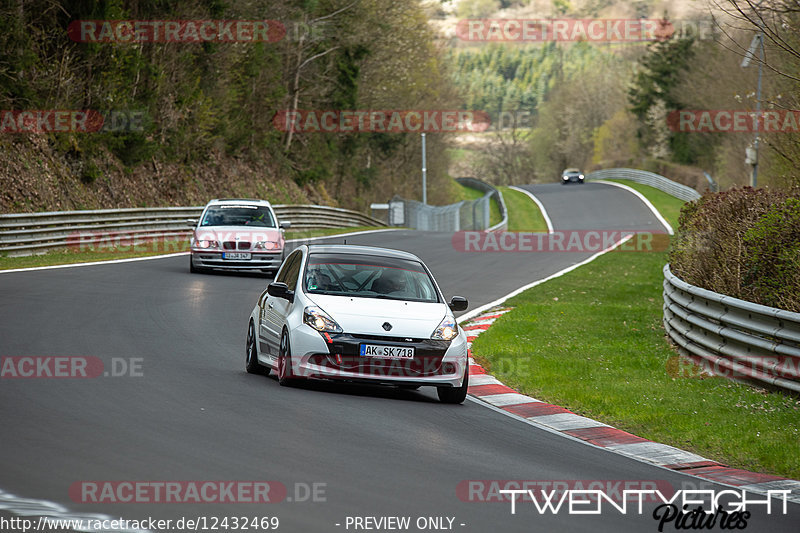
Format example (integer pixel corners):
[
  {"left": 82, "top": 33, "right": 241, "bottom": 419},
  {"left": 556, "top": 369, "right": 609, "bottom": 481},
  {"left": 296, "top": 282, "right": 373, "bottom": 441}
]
[
  {"left": 455, "top": 177, "right": 508, "bottom": 232},
  {"left": 587, "top": 168, "right": 702, "bottom": 202},
  {"left": 663, "top": 264, "right": 800, "bottom": 393},
  {"left": 388, "top": 178, "right": 506, "bottom": 232},
  {"left": 0, "top": 205, "right": 385, "bottom": 256}
]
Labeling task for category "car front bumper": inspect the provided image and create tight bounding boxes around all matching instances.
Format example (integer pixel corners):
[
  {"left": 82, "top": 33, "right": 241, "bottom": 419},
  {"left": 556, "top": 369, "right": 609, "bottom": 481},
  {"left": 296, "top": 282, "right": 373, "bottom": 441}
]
[
  {"left": 290, "top": 325, "right": 468, "bottom": 387},
  {"left": 191, "top": 250, "right": 283, "bottom": 271}
]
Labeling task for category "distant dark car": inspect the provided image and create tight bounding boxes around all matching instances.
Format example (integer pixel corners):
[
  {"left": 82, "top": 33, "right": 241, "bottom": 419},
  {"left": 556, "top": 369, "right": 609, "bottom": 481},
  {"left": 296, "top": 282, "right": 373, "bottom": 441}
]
[{"left": 561, "top": 168, "right": 585, "bottom": 184}]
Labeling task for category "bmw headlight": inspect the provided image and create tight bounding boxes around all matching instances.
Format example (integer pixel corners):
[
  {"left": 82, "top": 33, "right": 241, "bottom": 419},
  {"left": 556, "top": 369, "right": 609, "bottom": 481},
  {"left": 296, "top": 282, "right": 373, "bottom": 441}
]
[
  {"left": 194, "top": 239, "right": 218, "bottom": 249},
  {"left": 303, "top": 306, "right": 343, "bottom": 333},
  {"left": 254, "top": 241, "right": 278, "bottom": 250},
  {"left": 431, "top": 315, "right": 458, "bottom": 341}
]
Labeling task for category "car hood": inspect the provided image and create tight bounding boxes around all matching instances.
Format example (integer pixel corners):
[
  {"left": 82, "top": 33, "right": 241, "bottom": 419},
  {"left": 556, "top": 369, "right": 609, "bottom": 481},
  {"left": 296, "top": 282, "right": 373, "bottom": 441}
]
[
  {"left": 306, "top": 294, "right": 449, "bottom": 338},
  {"left": 193, "top": 226, "right": 282, "bottom": 243}
]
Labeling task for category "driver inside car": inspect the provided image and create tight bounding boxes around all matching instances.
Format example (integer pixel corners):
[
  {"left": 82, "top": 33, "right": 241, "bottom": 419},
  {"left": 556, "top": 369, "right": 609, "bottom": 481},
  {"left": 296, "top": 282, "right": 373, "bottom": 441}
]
[{"left": 371, "top": 269, "right": 407, "bottom": 295}]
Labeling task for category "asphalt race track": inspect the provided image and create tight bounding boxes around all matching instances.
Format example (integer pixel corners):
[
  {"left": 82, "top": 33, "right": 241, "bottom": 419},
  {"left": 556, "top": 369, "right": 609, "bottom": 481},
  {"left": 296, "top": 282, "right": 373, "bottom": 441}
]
[{"left": 1, "top": 183, "right": 796, "bottom": 532}]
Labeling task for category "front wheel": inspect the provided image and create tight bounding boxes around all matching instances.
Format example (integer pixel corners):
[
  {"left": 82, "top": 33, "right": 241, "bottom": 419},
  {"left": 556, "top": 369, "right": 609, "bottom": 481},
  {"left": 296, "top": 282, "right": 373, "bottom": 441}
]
[
  {"left": 277, "top": 328, "right": 298, "bottom": 386},
  {"left": 437, "top": 365, "right": 469, "bottom": 404}
]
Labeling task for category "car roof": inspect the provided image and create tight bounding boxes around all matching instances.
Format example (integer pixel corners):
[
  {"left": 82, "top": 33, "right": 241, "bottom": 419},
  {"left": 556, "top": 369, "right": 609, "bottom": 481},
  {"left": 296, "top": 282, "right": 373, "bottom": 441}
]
[
  {"left": 562, "top": 168, "right": 581, "bottom": 173},
  {"left": 206, "top": 198, "right": 273, "bottom": 207},
  {"left": 305, "top": 244, "right": 422, "bottom": 262}
]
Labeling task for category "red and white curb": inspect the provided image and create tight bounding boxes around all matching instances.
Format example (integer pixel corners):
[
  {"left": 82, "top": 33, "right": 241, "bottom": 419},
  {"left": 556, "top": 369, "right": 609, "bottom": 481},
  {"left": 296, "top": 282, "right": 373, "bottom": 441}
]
[{"left": 461, "top": 307, "right": 800, "bottom": 504}]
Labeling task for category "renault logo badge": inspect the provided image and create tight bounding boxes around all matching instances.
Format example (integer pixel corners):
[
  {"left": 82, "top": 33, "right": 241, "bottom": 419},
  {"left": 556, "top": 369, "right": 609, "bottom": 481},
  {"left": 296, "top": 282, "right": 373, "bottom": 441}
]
[{"left": 382, "top": 322, "right": 392, "bottom": 331}]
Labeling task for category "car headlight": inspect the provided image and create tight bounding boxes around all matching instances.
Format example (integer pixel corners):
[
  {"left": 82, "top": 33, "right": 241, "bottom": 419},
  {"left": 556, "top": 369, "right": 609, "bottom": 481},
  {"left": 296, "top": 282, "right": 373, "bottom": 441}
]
[
  {"left": 303, "top": 306, "right": 343, "bottom": 333},
  {"left": 194, "top": 239, "right": 218, "bottom": 249},
  {"left": 562, "top": 176, "right": 569, "bottom": 181},
  {"left": 579, "top": 174, "right": 585, "bottom": 180},
  {"left": 431, "top": 315, "right": 458, "bottom": 341},
  {"left": 254, "top": 241, "right": 278, "bottom": 250}
]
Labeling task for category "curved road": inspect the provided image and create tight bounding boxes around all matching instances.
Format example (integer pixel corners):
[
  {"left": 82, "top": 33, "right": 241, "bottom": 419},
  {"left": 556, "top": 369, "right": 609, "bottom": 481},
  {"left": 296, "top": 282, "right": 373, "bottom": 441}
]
[{"left": 0, "top": 183, "right": 795, "bottom": 532}]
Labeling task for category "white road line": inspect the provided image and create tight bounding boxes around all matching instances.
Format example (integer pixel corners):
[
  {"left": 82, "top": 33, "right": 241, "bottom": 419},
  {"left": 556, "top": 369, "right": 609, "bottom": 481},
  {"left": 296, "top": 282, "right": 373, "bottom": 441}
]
[
  {"left": 286, "top": 227, "right": 404, "bottom": 244},
  {"left": 0, "top": 228, "right": 402, "bottom": 275},
  {"left": 508, "top": 186, "right": 554, "bottom": 234},
  {"left": 592, "top": 179, "right": 674, "bottom": 235},
  {"left": 0, "top": 252, "right": 190, "bottom": 274}
]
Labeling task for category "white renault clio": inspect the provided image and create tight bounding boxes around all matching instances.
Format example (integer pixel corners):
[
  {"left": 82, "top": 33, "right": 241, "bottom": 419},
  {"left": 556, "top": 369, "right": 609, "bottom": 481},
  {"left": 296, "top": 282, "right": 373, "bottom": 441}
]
[{"left": 245, "top": 244, "right": 470, "bottom": 403}]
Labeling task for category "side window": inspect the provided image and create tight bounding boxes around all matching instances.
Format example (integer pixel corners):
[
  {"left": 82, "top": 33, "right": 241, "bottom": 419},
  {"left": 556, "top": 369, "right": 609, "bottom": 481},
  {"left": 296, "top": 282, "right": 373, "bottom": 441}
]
[
  {"left": 283, "top": 251, "right": 303, "bottom": 291},
  {"left": 275, "top": 251, "right": 300, "bottom": 284}
]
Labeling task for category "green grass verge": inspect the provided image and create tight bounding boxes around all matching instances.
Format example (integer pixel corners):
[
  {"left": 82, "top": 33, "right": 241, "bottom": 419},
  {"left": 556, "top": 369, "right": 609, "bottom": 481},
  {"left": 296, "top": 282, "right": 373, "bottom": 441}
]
[
  {"left": 454, "top": 183, "right": 502, "bottom": 227},
  {"left": 0, "top": 226, "right": 387, "bottom": 270},
  {"left": 471, "top": 249, "right": 800, "bottom": 478},
  {"left": 453, "top": 183, "right": 486, "bottom": 203},
  {"left": 499, "top": 186, "right": 549, "bottom": 232},
  {"left": 471, "top": 179, "right": 800, "bottom": 478}
]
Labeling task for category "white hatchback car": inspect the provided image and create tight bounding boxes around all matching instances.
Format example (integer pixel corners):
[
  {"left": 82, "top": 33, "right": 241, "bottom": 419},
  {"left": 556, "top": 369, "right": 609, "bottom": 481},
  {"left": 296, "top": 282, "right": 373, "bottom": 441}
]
[
  {"left": 245, "top": 244, "right": 471, "bottom": 403},
  {"left": 190, "top": 198, "right": 290, "bottom": 274}
]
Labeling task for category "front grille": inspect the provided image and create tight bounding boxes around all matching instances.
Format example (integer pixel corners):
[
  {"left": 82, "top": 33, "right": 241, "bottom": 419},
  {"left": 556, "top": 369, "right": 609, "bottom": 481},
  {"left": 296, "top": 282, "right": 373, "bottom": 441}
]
[
  {"left": 222, "top": 241, "right": 252, "bottom": 250},
  {"left": 351, "top": 333, "right": 426, "bottom": 343},
  {"left": 307, "top": 353, "right": 446, "bottom": 377}
]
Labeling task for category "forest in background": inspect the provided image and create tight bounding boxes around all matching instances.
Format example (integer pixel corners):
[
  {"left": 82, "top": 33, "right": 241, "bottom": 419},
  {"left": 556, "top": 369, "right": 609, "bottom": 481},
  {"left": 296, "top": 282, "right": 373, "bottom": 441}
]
[
  {"left": 443, "top": 0, "right": 800, "bottom": 190},
  {"left": 1, "top": 0, "right": 798, "bottom": 214},
  {"left": 0, "top": 0, "right": 459, "bottom": 212}
]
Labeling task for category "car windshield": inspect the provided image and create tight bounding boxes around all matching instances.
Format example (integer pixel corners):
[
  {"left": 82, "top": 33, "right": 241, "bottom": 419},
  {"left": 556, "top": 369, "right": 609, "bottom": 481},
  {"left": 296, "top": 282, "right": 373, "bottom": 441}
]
[
  {"left": 304, "top": 253, "right": 440, "bottom": 303},
  {"left": 200, "top": 205, "right": 276, "bottom": 228}
]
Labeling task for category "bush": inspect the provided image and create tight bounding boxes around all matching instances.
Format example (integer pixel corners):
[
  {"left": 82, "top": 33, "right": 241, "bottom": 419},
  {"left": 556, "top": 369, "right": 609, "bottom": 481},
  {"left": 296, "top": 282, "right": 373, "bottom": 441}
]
[
  {"left": 669, "top": 187, "right": 800, "bottom": 312},
  {"left": 743, "top": 198, "right": 800, "bottom": 311}
]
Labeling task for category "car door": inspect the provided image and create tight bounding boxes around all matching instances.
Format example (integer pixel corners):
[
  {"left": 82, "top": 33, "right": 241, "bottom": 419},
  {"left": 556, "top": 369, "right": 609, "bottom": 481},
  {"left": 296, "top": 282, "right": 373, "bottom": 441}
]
[{"left": 260, "top": 249, "right": 302, "bottom": 356}]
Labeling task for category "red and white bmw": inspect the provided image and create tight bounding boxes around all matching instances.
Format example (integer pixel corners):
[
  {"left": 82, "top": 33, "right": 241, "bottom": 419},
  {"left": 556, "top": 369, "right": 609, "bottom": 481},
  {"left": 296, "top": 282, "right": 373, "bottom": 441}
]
[
  {"left": 190, "top": 199, "right": 290, "bottom": 274},
  {"left": 245, "top": 244, "right": 471, "bottom": 403}
]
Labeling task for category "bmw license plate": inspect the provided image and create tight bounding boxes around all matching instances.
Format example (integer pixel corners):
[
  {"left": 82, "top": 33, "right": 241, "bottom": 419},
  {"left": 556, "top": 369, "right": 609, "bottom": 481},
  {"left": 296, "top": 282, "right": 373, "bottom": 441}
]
[
  {"left": 359, "top": 344, "right": 415, "bottom": 359},
  {"left": 223, "top": 252, "right": 251, "bottom": 260}
]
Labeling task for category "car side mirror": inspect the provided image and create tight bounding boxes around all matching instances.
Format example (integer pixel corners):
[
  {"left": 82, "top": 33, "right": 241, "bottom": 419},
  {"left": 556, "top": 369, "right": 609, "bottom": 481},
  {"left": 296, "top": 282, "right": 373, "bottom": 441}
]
[
  {"left": 279, "top": 221, "right": 291, "bottom": 230},
  {"left": 448, "top": 296, "right": 468, "bottom": 312},
  {"left": 267, "top": 282, "right": 294, "bottom": 302},
  {"left": 186, "top": 218, "right": 198, "bottom": 228}
]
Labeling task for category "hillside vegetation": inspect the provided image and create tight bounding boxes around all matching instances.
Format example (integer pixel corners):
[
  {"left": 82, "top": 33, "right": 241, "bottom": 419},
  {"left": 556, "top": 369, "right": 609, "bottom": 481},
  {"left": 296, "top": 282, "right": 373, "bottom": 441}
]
[
  {"left": 0, "top": 0, "right": 458, "bottom": 212},
  {"left": 442, "top": 0, "right": 800, "bottom": 190}
]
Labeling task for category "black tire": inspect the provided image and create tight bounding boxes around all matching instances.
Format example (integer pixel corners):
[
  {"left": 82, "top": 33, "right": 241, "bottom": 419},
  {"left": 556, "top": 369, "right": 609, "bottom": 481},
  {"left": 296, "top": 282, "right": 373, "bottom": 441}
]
[
  {"left": 437, "top": 365, "right": 469, "bottom": 404},
  {"left": 277, "top": 328, "right": 297, "bottom": 386},
  {"left": 246, "top": 321, "right": 267, "bottom": 375}
]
